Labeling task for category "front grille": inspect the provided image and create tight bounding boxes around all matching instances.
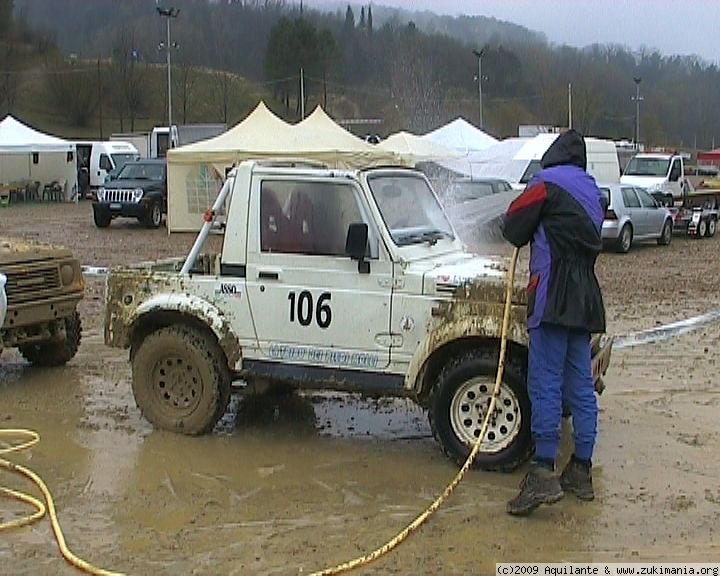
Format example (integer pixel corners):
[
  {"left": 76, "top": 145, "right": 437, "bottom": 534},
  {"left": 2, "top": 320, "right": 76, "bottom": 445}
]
[
  {"left": 4, "top": 266, "right": 62, "bottom": 305},
  {"left": 104, "top": 189, "right": 137, "bottom": 203},
  {"left": 435, "top": 282, "right": 460, "bottom": 294}
]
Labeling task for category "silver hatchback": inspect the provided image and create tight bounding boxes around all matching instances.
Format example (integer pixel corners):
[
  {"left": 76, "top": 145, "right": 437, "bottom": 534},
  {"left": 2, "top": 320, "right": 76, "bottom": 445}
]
[{"left": 600, "top": 183, "right": 673, "bottom": 253}]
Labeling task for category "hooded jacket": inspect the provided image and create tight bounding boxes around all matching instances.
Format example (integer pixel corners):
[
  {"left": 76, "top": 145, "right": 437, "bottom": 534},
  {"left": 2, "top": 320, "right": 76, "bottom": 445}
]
[{"left": 502, "top": 130, "right": 606, "bottom": 332}]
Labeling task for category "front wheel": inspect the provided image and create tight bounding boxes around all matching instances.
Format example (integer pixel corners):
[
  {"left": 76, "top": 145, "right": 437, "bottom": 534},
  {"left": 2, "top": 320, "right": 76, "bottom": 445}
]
[
  {"left": 617, "top": 224, "right": 633, "bottom": 253},
  {"left": 131, "top": 325, "right": 231, "bottom": 434},
  {"left": 20, "top": 311, "right": 82, "bottom": 367},
  {"left": 144, "top": 202, "right": 162, "bottom": 228},
  {"left": 657, "top": 219, "right": 673, "bottom": 246},
  {"left": 697, "top": 218, "right": 707, "bottom": 238},
  {"left": 429, "top": 348, "right": 531, "bottom": 472},
  {"left": 93, "top": 208, "right": 111, "bottom": 228},
  {"left": 707, "top": 218, "right": 717, "bottom": 238}
]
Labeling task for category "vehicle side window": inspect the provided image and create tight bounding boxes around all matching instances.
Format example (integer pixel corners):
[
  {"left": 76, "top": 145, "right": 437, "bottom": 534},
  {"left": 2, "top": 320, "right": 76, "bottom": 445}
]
[
  {"left": 99, "top": 154, "right": 113, "bottom": 172},
  {"left": 636, "top": 188, "right": 657, "bottom": 208},
  {"left": 669, "top": 160, "right": 681, "bottom": 182},
  {"left": 621, "top": 187, "right": 641, "bottom": 208},
  {"left": 259, "top": 180, "right": 377, "bottom": 258}
]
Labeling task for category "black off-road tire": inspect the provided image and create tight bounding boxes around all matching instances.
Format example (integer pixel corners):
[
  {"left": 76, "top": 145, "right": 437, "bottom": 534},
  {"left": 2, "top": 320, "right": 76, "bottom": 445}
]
[
  {"left": 143, "top": 202, "right": 162, "bottom": 229},
  {"left": 93, "top": 209, "right": 111, "bottom": 228},
  {"left": 20, "top": 311, "right": 82, "bottom": 367},
  {"left": 131, "top": 324, "right": 231, "bottom": 435},
  {"left": 428, "top": 348, "right": 532, "bottom": 472},
  {"left": 657, "top": 219, "right": 673, "bottom": 246}
]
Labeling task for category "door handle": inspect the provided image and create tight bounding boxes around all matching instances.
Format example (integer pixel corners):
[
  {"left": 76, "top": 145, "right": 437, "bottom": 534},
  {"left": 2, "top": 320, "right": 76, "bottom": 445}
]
[{"left": 258, "top": 270, "right": 279, "bottom": 280}]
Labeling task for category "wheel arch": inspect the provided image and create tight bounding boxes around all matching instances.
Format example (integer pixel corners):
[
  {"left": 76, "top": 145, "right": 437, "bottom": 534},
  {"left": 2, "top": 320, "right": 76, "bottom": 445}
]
[
  {"left": 412, "top": 335, "right": 528, "bottom": 408},
  {"left": 128, "top": 295, "right": 241, "bottom": 369}
]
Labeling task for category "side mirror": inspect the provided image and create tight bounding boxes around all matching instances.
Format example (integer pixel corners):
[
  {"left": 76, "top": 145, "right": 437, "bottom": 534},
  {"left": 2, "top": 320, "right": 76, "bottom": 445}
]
[{"left": 345, "top": 222, "right": 370, "bottom": 274}]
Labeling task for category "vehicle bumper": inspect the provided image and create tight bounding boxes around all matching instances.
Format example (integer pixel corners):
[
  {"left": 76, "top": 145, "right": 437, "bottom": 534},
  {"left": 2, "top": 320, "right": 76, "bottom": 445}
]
[
  {"left": 2, "top": 293, "right": 82, "bottom": 347},
  {"left": 601, "top": 221, "right": 620, "bottom": 242},
  {"left": 93, "top": 200, "right": 148, "bottom": 219}
]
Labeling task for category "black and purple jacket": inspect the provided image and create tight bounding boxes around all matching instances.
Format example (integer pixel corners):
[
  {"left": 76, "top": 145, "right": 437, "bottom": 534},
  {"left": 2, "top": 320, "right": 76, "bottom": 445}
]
[{"left": 502, "top": 130, "right": 606, "bottom": 333}]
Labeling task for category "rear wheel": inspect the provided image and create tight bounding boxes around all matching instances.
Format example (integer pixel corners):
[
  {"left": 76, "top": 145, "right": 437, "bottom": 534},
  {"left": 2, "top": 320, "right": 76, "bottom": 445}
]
[
  {"left": 617, "top": 224, "right": 633, "bottom": 253},
  {"left": 429, "top": 348, "right": 531, "bottom": 472},
  {"left": 708, "top": 218, "right": 717, "bottom": 238},
  {"left": 20, "top": 311, "right": 82, "bottom": 367},
  {"left": 657, "top": 219, "right": 673, "bottom": 246},
  {"left": 131, "top": 325, "right": 231, "bottom": 434}
]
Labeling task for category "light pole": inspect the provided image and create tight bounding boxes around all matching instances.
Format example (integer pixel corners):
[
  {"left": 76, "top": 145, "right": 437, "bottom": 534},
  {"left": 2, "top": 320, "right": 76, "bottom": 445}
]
[
  {"left": 472, "top": 47, "right": 486, "bottom": 129},
  {"left": 632, "top": 76, "right": 643, "bottom": 149},
  {"left": 157, "top": 6, "right": 180, "bottom": 143}
]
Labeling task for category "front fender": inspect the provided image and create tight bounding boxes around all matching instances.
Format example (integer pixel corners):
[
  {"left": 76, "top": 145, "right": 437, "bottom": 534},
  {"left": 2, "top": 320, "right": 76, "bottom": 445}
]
[
  {"left": 404, "top": 303, "right": 528, "bottom": 393},
  {"left": 129, "top": 293, "right": 241, "bottom": 367}
]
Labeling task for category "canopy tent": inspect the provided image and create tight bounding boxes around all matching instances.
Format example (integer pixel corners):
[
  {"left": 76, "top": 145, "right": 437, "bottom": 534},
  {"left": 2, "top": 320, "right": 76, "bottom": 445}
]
[
  {"left": 167, "top": 101, "right": 398, "bottom": 232},
  {"left": 376, "top": 130, "right": 462, "bottom": 165},
  {"left": 423, "top": 118, "right": 498, "bottom": 154},
  {"left": 0, "top": 116, "right": 78, "bottom": 201}
]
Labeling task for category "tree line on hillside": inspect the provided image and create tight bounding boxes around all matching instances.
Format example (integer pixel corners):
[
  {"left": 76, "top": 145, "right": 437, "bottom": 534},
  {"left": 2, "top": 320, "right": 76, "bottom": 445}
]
[{"left": 7, "top": 0, "right": 720, "bottom": 149}]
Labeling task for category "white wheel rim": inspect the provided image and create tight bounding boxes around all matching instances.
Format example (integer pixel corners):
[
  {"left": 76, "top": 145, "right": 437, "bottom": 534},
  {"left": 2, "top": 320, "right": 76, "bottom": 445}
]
[
  {"left": 710, "top": 220, "right": 716, "bottom": 235},
  {"left": 699, "top": 221, "right": 707, "bottom": 235},
  {"left": 622, "top": 228, "right": 631, "bottom": 250},
  {"left": 152, "top": 205, "right": 161, "bottom": 225},
  {"left": 450, "top": 376, "right": 522, "bottom": 453}
]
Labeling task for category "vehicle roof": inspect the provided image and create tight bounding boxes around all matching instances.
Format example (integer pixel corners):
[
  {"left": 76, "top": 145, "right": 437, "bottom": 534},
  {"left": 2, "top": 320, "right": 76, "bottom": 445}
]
[
  {"left": 128, "top": 158, "right": 166, "bottom": 165},
  {"left": 632, "top": 153, "right": 674, "bottom": 159}
]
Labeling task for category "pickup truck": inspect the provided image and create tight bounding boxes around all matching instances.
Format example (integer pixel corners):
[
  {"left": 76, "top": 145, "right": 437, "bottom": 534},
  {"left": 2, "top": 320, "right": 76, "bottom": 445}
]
[
  {"left": 103, "top": 160, "right": 613, "bottom": 471},
  {"left": 1, "top": 238, "right": 84, "bottom": 365}
]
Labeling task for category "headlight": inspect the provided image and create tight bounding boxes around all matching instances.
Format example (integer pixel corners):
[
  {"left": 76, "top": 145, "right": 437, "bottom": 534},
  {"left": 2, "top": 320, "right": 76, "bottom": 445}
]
[
  {"left": 133, "top": 188, "right": 144, "bottom": 201},
  {"left": 97, "top": 187, "right": 105, "bottom": 201},
  {"left": 647, "top": 183, "right": 663, "bottom": 193},
  {"left": 60, "top": 264, "right": 74, "bottom": 286}
]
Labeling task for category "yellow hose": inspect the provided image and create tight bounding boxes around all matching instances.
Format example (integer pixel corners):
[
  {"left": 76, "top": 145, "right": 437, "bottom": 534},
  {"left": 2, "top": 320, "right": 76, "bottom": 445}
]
[
  {"left": 309, "top": 246, "right": 521, "bottom": 576},
  {"left": 0, "top": 428, "right": 125, "bottom": 576}
]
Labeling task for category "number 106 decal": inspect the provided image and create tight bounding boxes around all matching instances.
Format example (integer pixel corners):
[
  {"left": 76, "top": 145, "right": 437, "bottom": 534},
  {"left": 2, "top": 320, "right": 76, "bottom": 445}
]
[{"left": 288, "top": 291, "right": 332, "bottom": 328}]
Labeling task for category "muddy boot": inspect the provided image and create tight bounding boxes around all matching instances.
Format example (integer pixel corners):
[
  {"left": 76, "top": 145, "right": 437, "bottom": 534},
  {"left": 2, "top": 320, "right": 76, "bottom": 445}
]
[
  {"left": 560, "top": 457, "right": 594, "bottom": 501},
  {"left": 506, "top": 463, "right": 564, "bottom": 516}
]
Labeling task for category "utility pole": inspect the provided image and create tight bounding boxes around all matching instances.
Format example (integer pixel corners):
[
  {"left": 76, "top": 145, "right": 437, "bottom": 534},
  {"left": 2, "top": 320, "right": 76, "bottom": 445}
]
[
  {"left": 300, "top": 67, "right": 305, "bottom": 119},
  {"left": 632, "top": 76, "right": 643, "bottom": 149},
  {"left": 97, "top": 58, "right": 103, "bottom": 139},
  {"left": 157, "top": 6, "right": 180, "bottom": 146},
  {"left": 568, "top": 83, "right": 572, "bottom": 130},
  {"left": 472, "top": 47, "right": 486, "bottom": 129}
]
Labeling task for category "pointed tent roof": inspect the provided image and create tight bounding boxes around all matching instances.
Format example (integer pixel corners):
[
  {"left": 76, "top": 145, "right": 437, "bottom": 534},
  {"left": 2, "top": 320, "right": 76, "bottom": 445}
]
[
  {"left": 423, "top": 118, "right": 498, "bottom": 154},
  {"left": 0, "top": 115, "right": 74, "bottom": 153},
  {"left": 293, "top": 106, "right": 385, "bottom": 154},
  {"left": 168, "top": 101, "right": 295, "bottom": 163},
  {"left": 376, "top": 130, "right": 462, "bottom": 164}
]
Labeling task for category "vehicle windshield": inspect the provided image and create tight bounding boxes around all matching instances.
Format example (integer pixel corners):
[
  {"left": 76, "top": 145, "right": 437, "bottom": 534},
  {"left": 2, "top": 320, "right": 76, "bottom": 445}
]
[
  {"left": 624, "top": 157, "right": 670, "bottom": 177},
  {"left": 117, "top": 162, "right": 164, "bottom": 181},
  {"left": 368, "top": 174, "right": 455, "bottom": 247},
  {"left": 520, "top": 160, "right": 542, "bottom": 184},
  {"left": 111, "top": 153, "right": 139, "bottom": 172}
]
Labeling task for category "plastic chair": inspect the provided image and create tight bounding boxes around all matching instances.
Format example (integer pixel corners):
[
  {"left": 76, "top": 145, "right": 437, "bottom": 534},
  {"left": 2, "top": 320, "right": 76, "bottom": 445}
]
[{"left": 26, "top": 181, "right": 40, "bottom": 202}]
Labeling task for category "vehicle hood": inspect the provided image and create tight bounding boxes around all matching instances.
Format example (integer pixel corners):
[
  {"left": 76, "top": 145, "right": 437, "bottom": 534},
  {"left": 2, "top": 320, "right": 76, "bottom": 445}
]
[
  {"left": 104, "top": 179, "right": 163, "bottom": 190},
  {"left": 0, "top": 237, "right": 74, "bottom": 265},
  {"left": 619, "top": 175, "right": 665, "bottom": 188},
  {"left": 403, "top": 252, "right": 527, "bottom": 303}
]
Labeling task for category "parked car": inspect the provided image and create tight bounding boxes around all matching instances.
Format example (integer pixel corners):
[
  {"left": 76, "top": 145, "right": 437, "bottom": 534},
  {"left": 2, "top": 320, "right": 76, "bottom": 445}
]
[
  {"left": 449, "top": 177, "right": 513, "bottom": 204},
  {"left": 0, "top": 273, "right": 6, "bottom": 329},
  {"left": 92, "top": 158, "right": 167, "bottom": 228},
  {"left": 600, "top": 183, "right": 673, "bottom": 253}
]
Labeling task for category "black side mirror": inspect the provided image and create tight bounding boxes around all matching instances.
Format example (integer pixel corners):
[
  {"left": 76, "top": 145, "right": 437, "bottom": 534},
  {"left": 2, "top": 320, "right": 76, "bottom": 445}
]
[{"left": 345, "top": 222, "right": 370, "bottom": 274}]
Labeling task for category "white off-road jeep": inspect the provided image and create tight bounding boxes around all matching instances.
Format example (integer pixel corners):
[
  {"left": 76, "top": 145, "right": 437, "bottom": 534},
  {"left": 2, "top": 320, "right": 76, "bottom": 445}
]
[{"left": 104, "top": 160, "right": 612, "bottom": 471}]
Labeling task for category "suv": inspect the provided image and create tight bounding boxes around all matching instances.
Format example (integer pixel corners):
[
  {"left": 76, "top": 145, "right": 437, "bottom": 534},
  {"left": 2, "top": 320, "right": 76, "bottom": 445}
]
[
  {"left": 103, "top": 161, "right": 612, "bottom": 471},
  {"left": 0, "top": 238, "right": 84, "bottom": 365},
  {"left": 93, "top": 159, "right": 167, "bottom": 228}
]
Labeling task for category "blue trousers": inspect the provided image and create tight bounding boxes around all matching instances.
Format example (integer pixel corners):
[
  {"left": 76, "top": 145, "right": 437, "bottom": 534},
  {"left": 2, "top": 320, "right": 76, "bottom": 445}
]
[{"left": 528, "top": 323, "right": 598, "bottom": 464}]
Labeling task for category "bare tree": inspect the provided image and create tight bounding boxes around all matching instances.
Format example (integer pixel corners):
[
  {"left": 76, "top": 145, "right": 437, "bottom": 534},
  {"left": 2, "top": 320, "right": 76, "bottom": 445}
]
[
  {"left": 175, "top": 58, "right": 196, "bottom": 125},
  {"left": 214, "top": 71, "right": 233, "bottom": 124},
  {"left": 44, "top": 56, "right": 97, "bottom": 127},
  {"left": 110, "top": 28, "right": 147, "bottom": 131},
  {"left": 0, "top": 38, "right": 20, "bottom": 115}
]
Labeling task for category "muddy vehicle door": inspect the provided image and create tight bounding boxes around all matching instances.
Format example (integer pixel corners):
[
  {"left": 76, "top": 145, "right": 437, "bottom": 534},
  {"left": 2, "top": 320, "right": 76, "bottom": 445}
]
[{"left": 244, "top": 173, "right": 394, "bottom": 379}]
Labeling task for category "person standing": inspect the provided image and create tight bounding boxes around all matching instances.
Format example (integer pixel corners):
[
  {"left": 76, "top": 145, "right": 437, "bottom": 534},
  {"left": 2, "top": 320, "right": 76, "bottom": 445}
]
[{"left": 501, "top": 130, "right": 607, "bottom": 516}]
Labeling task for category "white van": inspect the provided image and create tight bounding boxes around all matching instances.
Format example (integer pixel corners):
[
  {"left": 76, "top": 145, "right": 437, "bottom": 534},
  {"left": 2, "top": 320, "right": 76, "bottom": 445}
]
[
  {"left": 76, "top": 141, "right": 140, "bottom": 198},
  {"left": 445, "top": 134, "right": 621, "bottom": 191}
]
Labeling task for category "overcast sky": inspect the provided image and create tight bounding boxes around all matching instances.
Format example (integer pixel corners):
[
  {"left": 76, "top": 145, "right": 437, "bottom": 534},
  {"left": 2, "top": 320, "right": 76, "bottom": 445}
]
[{"left": 306, "top": 0, "right": 720, "bottom": 63}]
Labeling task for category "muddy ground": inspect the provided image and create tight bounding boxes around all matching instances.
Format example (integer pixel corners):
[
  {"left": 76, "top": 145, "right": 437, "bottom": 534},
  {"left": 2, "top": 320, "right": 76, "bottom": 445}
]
[{"left": 1, "top": 202, "right": 719, "bottom": 575}]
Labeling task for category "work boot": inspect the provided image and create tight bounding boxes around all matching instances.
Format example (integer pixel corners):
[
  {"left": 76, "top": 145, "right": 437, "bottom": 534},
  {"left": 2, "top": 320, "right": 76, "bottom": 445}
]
[
  {"left": 506, "top": 463, "right": 564, "bottom": 516},
  {"left": 560, "top": 457, "right": 594, "bottom": 501}
]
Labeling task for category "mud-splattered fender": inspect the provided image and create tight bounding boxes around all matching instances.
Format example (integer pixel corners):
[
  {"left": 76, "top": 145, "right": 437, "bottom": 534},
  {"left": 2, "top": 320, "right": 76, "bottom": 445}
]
[
  {"left": 404, "top": 302, "right": 528, "bottom": 394},
  {"left": 129, "top": 293, "right": 242, "bottom": 368}
]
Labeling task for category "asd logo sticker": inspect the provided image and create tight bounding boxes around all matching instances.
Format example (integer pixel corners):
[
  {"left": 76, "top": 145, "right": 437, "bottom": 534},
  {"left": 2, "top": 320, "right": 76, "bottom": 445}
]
[{"left": 216, "top": 283, "right": 242, "bottom": 298}]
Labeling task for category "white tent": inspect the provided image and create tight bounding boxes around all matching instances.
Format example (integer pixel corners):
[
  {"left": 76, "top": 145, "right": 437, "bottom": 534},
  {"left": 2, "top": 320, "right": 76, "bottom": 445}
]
[
  {"left": 167, "top": 102, "right": 398, "bottom": 232},
  {"left": 376, "top": 131, "right": 462, "bottom": 165},
  {"left": 423, "top": 118, "right": 498, "bottom": 154},
  {"left": 0, "top": 116, "right": 78, "bottom": 201}
]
